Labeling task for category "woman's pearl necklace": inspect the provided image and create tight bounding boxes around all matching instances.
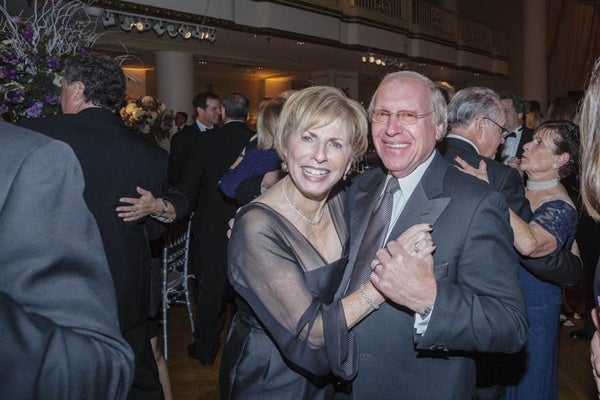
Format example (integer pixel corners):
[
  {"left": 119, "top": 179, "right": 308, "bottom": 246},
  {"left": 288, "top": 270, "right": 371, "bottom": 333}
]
[
  {"left": 282, "top": 177, "right": 325, "bottom": 225},
  {"left": 526, "top": 178, "right": 559, "bottom": 191}
]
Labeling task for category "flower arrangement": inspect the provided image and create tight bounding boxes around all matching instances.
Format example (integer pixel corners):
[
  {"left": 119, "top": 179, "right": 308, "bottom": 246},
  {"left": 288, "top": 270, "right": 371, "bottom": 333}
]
[
  {"left": 120, "top": 96, "right": 174, "bottom": 142},
  {"left": 0, "top": 0, "right": 98, "bottom": 122}
]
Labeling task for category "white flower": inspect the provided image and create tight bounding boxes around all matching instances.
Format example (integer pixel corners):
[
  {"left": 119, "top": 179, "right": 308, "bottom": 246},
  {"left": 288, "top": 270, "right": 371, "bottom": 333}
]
[{"left": 52, "top": 73, "right": 62, "bottom": 87}]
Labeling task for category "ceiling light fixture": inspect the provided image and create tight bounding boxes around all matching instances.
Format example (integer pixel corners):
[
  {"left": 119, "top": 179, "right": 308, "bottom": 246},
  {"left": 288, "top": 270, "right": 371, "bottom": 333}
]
[
  {"left": 101, "top": 9, "right": 217, "bottom": 42},
  {"left": 120, "top": 16, "right": 134, "bottom": 31},
  {"left": 101, "top": 12, "right": 116, "bottom": 28},
  {"left": 152, "top": 21, "right": 165, "bottom": 36},
  {"left": 361, "top": 52, "right": 407, "bottom": 69},
  {"left": 166, "top": 24, "right": 178, "bottom": 38}
]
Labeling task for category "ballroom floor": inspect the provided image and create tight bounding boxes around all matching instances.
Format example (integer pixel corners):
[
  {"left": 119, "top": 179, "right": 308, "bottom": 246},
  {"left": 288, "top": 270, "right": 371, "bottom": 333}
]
[{"left": 164, "top": 304, "right": 597, "bottom": 400}]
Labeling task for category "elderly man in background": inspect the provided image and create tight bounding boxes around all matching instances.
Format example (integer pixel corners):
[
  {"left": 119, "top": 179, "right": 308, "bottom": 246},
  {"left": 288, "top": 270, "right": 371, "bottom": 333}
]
[
  {"left": 335, "top": 72, "right": 528, "bottom": 399},
  {"left": 0, "top": 122, "right": 134, "bottom": 399},
  {"left": 22, "top": 53, "right": 170, "bottom": 400}
]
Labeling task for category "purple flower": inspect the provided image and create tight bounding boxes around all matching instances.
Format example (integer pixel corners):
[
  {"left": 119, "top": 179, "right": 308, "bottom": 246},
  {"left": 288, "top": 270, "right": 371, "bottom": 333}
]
[
  {"left": 25, "top": 102, "right": 43, "bottom": 118},
  {"left": 76, "top": 47, "right": 90, "bottom": 54},
  {"left": 27, "top": 52, "right": 40, "bottom": 65},
  {"left": 46, "top": 56, "right": 60, "bottom": 71},
  {"left": 1, "top": 51, "right": 19, "bottom": 65},
  {"left": 5, "top": 88, "right": 24, "bottom": 104},
  {"left": 43, "top": 93, "right": 58, "bottom": 105},
  {"left": 22, "top": 27, "right": 34, "bottom": 43}
]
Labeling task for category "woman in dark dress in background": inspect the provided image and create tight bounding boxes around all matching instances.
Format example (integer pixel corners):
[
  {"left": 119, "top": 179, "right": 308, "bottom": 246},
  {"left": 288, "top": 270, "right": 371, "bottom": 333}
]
[{"left": 219, "top": 86, "right": 435, "bottom": 399}]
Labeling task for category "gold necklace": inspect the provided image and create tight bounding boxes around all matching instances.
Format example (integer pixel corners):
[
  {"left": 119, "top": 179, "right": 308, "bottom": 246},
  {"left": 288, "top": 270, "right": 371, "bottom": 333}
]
[{"left": 281, "top": 177, "right": 325, "bottom": 225}]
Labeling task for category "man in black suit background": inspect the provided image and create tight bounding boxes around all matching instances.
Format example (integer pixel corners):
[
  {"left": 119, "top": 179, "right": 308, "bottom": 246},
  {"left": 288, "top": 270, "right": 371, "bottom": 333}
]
[
  {"left": 168, "top": 92, "right": 221, "bottom": 186},
  {"left": 497, "top": 92, "right": 534, "bottom": 166},
  {"left": 441, "top": 86, "right": 582, "bottom": 399},
  {"left": 0, "top": 122, "right": 134, "bottom": 399},
  {"left": 179, "top": 93, "right": 254, "bottom": 365},
  {"left": 22, "top": 53, "right": 169, "bottom": 400}
]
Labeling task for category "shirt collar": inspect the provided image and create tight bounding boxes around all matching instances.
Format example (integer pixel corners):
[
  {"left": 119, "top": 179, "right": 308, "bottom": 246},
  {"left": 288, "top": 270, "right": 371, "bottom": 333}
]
[
  {"left": 384, "top": 150, "right": 436, "bottom": 200},
  {"left": 195, "top": 120, "right": 212, "bottom": 131},
  {"left": 446, "top": 133, "right": 480, "bottom": 154}
]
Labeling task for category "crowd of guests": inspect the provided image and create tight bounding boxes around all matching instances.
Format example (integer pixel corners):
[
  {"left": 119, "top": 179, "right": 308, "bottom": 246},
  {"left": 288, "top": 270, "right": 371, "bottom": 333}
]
[{"left": 3, "top": 50, "right": 600, "bottom": 400}]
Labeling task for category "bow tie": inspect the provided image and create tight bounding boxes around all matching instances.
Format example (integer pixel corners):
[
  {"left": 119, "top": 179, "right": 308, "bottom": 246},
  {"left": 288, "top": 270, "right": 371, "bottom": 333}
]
[{"left": 504, "top": 131, "right": 517, "bottom": 139}]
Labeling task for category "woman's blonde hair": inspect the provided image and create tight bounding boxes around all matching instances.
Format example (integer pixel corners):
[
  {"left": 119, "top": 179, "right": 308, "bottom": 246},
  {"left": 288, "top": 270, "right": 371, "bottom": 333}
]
[
  {"left": 256, "top": 97, "right": 285, "bottom": 150},
  {"left": 274, "top": 86, "right": 368, "bottom": 163},
  {"left": 579, "top": 58, "right": 600, "bottom": 221}
]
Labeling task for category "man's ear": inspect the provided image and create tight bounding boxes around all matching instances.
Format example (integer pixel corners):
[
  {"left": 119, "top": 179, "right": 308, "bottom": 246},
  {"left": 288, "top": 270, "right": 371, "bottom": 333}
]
[
  {"left": 434, "top": 122, "right": 445, "bottom": 142},
  {"left": 72, "top": 81, "right": 85, "bottom": 103}
]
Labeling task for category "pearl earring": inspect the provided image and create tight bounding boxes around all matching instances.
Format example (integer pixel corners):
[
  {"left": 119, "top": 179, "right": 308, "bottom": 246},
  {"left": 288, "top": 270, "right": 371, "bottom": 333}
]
[
  {"left": 552, "top": 163, "right": 558, "bottom": 170},
  {"left": 281, "top": 161, "right": 288, "bottom": 172}
]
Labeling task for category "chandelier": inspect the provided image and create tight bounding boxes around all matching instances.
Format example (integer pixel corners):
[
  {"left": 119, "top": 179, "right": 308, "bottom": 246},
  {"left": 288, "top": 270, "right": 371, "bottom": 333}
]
[{"left": 101, "top": 9, "right": 216, "bottom": 42}]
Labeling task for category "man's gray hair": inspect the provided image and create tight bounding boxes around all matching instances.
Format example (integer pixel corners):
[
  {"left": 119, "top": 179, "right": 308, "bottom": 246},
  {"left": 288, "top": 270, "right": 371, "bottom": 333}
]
[{"left": 447, "top": 87, "right": 502, "bottom": 132}]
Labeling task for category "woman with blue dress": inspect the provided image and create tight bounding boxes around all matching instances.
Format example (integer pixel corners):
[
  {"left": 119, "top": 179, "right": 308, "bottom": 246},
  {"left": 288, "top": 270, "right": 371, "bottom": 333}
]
[{"left": 460, "top": 120, "right": 580, "bottom": 400}]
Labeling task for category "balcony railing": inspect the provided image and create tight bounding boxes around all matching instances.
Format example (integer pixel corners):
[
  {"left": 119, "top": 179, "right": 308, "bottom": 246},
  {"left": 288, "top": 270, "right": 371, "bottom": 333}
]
[
  {"left": 353, "top": 0, "right": 403, "bottom": 20},
  {"left": 296, "top": 0, "right": 503, "bottom": 57}
]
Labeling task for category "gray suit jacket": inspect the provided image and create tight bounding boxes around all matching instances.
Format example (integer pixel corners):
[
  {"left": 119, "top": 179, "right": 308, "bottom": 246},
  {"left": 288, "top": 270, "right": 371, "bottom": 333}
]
[
  {"left": 337, "top": 151, "right": 528, "bottom": 399},
  {"left": 0, "top": 122, "right": 134, "bottom": 399}
]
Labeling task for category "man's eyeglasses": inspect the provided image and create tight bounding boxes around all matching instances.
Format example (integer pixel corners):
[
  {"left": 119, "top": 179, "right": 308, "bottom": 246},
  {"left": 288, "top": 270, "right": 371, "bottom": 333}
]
[
  {"left": 482, "top": 117, "right": 511, "bottom": 138},
  {"left": 371, "top": 110, "right": 434, "bottom": 125}
]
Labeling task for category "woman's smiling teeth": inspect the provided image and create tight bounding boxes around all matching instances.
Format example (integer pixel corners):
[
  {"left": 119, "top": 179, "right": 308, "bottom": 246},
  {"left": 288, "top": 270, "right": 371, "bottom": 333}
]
[{"left": 303, "top": 167, "right": 328, "bottom": 177}]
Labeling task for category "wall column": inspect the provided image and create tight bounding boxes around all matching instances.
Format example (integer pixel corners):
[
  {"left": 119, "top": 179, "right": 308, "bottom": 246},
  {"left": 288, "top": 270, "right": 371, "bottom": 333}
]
[
  {"left": 155, "top": 51, "right": 195, "bottom": 119},
  {"left": 522, "top": 0, "right": 547, "bottom": 107}
]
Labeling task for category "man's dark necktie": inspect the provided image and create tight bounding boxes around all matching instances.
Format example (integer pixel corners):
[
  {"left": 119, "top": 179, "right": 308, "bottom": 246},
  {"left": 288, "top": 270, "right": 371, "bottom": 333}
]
[
  {"left": 347, "top": 178, "right": 400, "bottom": 292},
  {"left": 505, "top": 131, "right": 516, "bottom": 139}
]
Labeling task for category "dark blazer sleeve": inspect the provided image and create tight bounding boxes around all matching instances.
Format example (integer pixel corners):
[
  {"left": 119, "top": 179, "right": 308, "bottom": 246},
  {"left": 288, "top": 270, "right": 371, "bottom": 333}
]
[
  {"left": 0, "top": 137, "right": 134, "bottom": 399},
  {"left": 520, "top": 249, "right": 582, "bottom": 287},
  {"left": 235, "top": 174, "right": 265, "bottom": 205},
  {"left": 416, "top": 189, "right": 528, "bottom": 353},
  {"left": 163, "top": 185, "right": 190, "bottom": 220}
]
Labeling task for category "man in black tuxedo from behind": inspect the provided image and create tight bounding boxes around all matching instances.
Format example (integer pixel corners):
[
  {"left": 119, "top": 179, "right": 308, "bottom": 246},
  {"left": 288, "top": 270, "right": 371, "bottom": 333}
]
[
  {"left": 178, "top": 93, "right": 254, "bottom": 365},
  {"left": 440, "top": 86, "right": 582, "bottom": 399},
  {"left": 168, "top": 92, "right": 221, "bottom": 186},
  {"left": 22, "top": 53, "right": 169, "bottom": 400}
]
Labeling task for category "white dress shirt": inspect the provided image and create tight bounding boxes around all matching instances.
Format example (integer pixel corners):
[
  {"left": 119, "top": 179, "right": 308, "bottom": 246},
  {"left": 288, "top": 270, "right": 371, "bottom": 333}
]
[{"left": 499, "top": 126, "right": 522, "bottom": 164}]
